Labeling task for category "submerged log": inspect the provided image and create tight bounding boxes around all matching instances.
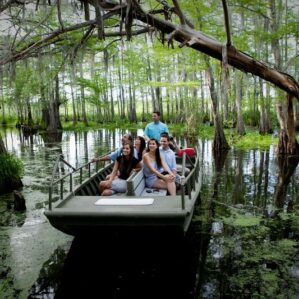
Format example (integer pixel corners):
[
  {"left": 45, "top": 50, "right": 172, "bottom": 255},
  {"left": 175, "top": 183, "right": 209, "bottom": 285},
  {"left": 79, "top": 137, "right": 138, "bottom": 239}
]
[{"left": 13, "top": 190, "right": 26, "bottom": 211}]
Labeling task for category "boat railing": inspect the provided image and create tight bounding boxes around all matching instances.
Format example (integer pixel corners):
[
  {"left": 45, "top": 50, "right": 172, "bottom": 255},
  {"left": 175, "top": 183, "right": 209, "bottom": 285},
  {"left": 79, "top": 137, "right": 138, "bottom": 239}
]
[
  {"left": 48, "top": 154, "right": 111, "bottom": 210},
  {"left": 180, "top": 146, "right": 200, "bottom": 210},
  {"left": 48, "top": 147, "right": 200, "bottom": 211}
]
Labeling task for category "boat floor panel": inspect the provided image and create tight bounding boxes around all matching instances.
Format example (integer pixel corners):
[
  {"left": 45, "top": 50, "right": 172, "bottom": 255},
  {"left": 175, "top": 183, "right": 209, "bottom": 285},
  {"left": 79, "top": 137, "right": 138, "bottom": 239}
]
[{"left": 54, "top": 195, "right": 195, "bottom": 214}]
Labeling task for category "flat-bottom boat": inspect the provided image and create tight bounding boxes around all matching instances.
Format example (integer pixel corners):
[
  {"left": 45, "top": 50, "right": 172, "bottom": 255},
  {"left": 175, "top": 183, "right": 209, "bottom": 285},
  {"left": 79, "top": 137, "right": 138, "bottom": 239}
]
[{"left": 45, "top": 147, "right": 201, "bottom": 236}]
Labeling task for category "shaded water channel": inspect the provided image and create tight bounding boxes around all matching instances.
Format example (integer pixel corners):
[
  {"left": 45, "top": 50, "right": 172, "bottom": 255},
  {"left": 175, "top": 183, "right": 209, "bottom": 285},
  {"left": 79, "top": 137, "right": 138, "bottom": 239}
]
[{"left": 0, "top": 127, "right": 298, "bottom": 298}]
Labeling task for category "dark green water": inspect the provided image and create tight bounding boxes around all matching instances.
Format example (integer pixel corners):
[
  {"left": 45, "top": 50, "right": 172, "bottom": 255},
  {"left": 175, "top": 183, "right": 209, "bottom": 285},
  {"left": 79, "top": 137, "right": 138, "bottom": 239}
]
[{"left": 0, "top": 127, "right": 298, "bottom": 298}]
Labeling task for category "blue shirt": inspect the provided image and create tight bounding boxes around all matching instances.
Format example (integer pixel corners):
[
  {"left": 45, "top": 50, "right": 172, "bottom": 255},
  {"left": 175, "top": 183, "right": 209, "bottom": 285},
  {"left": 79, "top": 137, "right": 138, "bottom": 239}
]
[
  {"left": 144, "top": 121, "right": 169, "bottom": 142},
  {"left": 159, "top": 147, "right": 177, "bottom": 172},
  {"left": 109, "top": 148, "right": 139, "bottom": 161}
]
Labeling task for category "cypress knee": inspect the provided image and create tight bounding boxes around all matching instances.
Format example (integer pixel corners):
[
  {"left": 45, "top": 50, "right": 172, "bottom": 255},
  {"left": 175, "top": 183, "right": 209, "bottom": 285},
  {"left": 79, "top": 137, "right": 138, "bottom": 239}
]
[{"left": 13, "top": 190, "right": 26, "bottom": 211}]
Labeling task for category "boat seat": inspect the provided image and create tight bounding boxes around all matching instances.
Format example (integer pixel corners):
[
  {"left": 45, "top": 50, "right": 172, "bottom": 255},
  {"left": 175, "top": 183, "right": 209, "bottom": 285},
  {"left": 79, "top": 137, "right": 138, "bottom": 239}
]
[
  {"left": 140, "top": 188, "right": 167, "bottom": 197},
  {"left": 126, "top": 169, "right": 167, "bottom": 197}
]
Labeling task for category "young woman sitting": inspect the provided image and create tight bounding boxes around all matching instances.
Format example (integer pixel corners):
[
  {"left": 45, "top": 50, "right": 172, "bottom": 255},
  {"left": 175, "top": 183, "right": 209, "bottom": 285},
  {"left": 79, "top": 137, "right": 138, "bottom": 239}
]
[
  {"left": 143, "top": 138, "right": 176, "bottom": 195},
  {"left": 99, "top": 143, "right": 142, "bottom": 196}
]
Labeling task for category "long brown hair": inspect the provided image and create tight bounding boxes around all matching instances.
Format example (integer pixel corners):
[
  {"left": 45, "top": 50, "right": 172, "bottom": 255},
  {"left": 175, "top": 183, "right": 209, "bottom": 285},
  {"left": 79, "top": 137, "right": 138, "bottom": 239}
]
[
  {"left": 146, "top": 138, "right": 162, "bottom": 168},
  {"left": 119, "top": 143, "right": 135, "bottom": 176},
  {"left": 136, "top": 136, "right": 146, "bottom": 161}
]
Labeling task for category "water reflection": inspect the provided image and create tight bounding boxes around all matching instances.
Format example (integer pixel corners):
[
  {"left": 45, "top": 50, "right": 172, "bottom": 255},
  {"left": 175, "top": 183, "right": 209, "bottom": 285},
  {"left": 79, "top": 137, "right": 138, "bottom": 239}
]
[
  {"left": 199, "top": 147, "right": 299, "bottom": 298},
  {"left": 29, "top": 246, "right": 68, "bottom": 298},
  {"left": 54, "top": 229, "right": 200, "bottom": 299},
  {"left": 274, "top": 156, "right": 299, "bottom": 211}
]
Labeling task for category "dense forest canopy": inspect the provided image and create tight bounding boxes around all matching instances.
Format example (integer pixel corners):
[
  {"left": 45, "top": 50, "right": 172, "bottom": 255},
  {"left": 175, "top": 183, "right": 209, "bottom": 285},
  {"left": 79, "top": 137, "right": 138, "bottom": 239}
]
[{"left": 0, "top": 0, "right": 298, "bottom": 154}]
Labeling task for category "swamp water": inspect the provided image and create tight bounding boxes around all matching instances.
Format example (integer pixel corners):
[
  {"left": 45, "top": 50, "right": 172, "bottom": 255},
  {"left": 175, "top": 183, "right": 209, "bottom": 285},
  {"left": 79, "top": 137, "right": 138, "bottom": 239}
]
[{"left": 0, "top": 127, "right": 298, "bottom": 298}]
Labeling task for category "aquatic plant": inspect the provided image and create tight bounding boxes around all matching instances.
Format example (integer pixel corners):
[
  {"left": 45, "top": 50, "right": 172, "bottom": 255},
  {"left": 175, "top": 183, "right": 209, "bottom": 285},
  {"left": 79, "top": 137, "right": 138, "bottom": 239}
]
[
  {"left": 0, "top": 153, "right": 23, "bottom": 179},
  {"left": 0, "top": 153, "right": 23, "bottom": 181},
  {"left": 228, "top": 131, "right": 278, "bottom": 149},
  {"left": 204, "top": 209, "right": 299, "bottom": 298}
]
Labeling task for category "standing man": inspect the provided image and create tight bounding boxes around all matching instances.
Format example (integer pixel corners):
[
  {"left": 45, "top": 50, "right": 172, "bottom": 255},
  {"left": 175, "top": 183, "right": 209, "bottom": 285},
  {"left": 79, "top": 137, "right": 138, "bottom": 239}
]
[{"left": 144, "top": 111, "right": 169, "bottom": 142}]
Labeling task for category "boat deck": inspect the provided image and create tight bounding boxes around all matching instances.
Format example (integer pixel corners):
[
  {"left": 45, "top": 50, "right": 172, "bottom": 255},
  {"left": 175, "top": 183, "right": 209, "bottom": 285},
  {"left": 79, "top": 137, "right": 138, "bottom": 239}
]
[
  {"left": 55, "top": 195, "right": 193, "bottom": 214},
  {"left": 45, "top": 194, "right": 198, "bottom": 234}
]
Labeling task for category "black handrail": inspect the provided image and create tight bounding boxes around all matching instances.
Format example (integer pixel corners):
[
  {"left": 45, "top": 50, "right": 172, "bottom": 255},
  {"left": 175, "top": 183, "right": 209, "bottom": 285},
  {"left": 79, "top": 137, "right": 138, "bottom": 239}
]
[
  {"left": 180, "top": 146, "right": 200, "bottom": 209},
  {"left": 48, "top": 154, "right": 109, "bottom": 210}
]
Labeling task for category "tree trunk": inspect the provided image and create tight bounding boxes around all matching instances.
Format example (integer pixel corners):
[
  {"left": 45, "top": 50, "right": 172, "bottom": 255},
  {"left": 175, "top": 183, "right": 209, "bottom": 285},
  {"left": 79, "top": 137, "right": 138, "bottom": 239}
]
[
  {"left": 25, "top": 97, "right": 34, "bottom": 127},
  {"left": 276, "top": 94, "right": 299, "bottom": 155},
  {"left": 70, "top": 64, "right": 77, "bottom": 126},
  {"left": 109, "top": 63, "right": 115, "bottom": 121},
  {"left": 206, "top": 58, "right": 230, "bottom": 153},
  {"left": 79, "top": 59, "right": 88, "bottom": 126},
  {"left": 118, "top": 55, "right": 125, "bottom": 119},
  {"left": 154, "top": 68, "right": 162, "bottom": 113},
  {"left": 41, "top": 75, "right": 62, "bottom": 132},
  {"left": 235, "top": 71, "right": 245, "bottom": 135},
  {"left": 274, "top": 156, "right": 299, "bottom": 209},
  {"left": 0, "top": 133, "right": 7, "bottom": 154},
  {"left": 259, "top": 79, "right": 272, "bottom": 134}
]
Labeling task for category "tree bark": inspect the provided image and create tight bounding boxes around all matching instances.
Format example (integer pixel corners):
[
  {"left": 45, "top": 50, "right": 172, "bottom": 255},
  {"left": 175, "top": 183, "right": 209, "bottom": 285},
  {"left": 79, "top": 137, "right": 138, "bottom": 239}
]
[
  {"left": 70, "top": 64, "right": 78, "bottom": 126},
  {"left": 79, "top": 57, "right": 88, "bottom": 126},
  {"left": 206, "top": 58, "right": 230, "bottom": 153},
  {"left": 41, "top": 75, "right": 62, "bottom": 132},
  {"left": 274, "top": 156, "right": 299, "bottom": 210},
  {"left": 235, "top": 71, "right": 245, "bottom": 135},
  {"left": 0, "top": 133, "right": 7, "bottom": 154},
  {"left": 276, "top": 95, "right": 299, "bottom": 155}
]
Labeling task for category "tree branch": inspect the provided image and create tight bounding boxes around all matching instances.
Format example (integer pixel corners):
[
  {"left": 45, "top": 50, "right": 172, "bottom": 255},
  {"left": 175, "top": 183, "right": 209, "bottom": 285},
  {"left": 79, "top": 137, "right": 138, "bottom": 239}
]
[
  {"left": 221, "top": 0, "right": 231, "bottom": 46},
  {"left": 1, "top": 0, "right": 299, "bottom": 99},
  {"left": 172, "top": 0, "right": 186, "bottom": 25},
  {"left": 0, "top": 20, "right": 97, "bottom": 65},
  {"left": 131, "top": 0, "right": 299, "bottom": 99},
  {"left": 56, "top": 0, "right": 64, "bottom": 30}
]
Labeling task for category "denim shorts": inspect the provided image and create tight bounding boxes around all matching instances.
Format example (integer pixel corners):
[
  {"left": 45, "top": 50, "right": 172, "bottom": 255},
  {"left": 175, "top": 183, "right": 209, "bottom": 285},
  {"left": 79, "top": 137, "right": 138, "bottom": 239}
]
[{"left": 111, "top": 179, "right": 127, "bottom": 193}]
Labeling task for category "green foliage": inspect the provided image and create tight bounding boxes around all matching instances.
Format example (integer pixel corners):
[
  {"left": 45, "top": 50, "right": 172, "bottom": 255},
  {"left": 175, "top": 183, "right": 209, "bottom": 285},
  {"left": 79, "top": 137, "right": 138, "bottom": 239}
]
[
  {"left": 228, "top": 131, "right": 278, "bottom": 149},
  {"left": 77, "top": 76, "right": 109, "bottom": 97},
  {"left": 62, "top": 120, "right": 141, "bottom": 132},
  {"left": 144, "top": 80, "right": 199, "bottom": 88},
  {"left": 0, "top": 153, "right": 23, "bottom": 180},
  {"left": 0, "top": 115, "right": 18, "bottom": 126},
  {"left": 62, "top": 121, "right": 88, "bottom": 131},
  {"left": 192, "top": 124, "right": 212, "bottom": 140},
  {"left": 222, "top": 211, "right": 262, "bottom": 227}
]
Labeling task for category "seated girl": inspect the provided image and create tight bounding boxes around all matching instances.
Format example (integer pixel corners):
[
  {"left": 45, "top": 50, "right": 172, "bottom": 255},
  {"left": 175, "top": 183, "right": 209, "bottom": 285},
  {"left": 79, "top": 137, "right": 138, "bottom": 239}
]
[
  {"left": 143, "top": 138, "right": 176, "bottom": 195},
  {"left": 99, "top": 143, "right": 142, "bottom": 196}
]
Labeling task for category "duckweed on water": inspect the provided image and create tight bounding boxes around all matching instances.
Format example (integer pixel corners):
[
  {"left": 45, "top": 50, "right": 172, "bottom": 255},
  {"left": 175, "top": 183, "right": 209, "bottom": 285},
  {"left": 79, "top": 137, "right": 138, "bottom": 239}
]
[
  {"left": 222, "top": 212, "right": 262, "bottom": 227},
  {"left": 228, "top": 131, "right": 278, "bottom": 149},
  {"left": 203, "top": 207, "right": 299, "bottom": 297}
]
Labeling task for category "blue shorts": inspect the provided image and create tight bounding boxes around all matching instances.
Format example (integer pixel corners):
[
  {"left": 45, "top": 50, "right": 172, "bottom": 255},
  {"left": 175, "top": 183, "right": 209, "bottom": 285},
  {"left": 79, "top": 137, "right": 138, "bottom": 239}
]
[
  {"left": 145, "top": 175, "right": 157, "bottom": 188},
  {"left": 111, "top": 179, "right": 127, "bottom": 193}
]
